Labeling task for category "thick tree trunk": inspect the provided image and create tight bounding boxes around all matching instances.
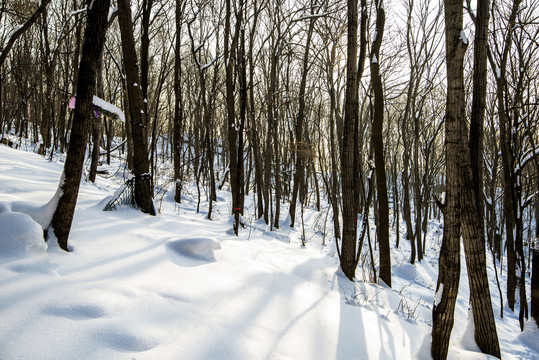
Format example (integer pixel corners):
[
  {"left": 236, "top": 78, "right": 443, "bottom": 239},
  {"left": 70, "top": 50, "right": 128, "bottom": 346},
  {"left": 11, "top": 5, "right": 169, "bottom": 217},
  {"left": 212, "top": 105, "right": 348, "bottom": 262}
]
[
  {"left": 500, "top": 80, "right": 517, "bottom": 310},
  {"left": 431, "top": 0, "right": 465, "bottom": 357},
  {"left": 117, "top": 0, "right": 155, "bottom": 215},
  {"left": 461, "top": 0, "right": 501, "bottom": 355},
  {"left": 49, "top": 0, "right": 111, "bottom": 251},
  {"left": 340, "top": 0, "right": 359, "bottom": 281},
  {"left": 371, "top": 1, "right": 391, "bottom": 287}
]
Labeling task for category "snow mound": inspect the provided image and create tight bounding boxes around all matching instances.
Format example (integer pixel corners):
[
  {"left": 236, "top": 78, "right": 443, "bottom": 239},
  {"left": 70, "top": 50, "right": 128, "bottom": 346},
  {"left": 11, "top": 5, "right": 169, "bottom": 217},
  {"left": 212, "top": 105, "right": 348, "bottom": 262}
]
[
  {"left": 166, "top": 237, "right": 221, "bottom": 262},
  {"left": 395, "top": 263, "right": 417, "bottom": 281},
  {"left": 0, "top": 210, "right": 47, "bottom": 259}
]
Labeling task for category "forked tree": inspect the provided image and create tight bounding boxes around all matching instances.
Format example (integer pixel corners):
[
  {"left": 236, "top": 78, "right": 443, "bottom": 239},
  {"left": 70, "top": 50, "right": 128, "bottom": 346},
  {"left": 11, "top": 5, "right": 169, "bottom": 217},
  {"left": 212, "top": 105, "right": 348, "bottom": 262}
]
[{"left": 432, "top": 0, "right": 500, "bottom": 358}]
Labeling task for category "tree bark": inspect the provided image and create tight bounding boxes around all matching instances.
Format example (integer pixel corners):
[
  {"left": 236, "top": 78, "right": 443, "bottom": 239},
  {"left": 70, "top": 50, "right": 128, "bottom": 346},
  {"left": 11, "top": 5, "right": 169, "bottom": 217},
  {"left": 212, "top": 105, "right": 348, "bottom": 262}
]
[
  {"left": 49, "top": 0, "right": 111, "bottom": 251},
  {"left": 461, "top": 0, "right": 501, "bottom": 355},
  {"left": 431, "top": 0, "right": 465, "bottom": 357},
  {"left": 371, "top": 0, "right": 391, "bottom": 287},
  {"left": 340, "top": 0, "right": 359, "bottom": 281},
  {"left": 224, "top": 0, "right": 244, "bottom": 235},
  {"left": 117, "top": 0, "right": 155, "bottom": 215}
]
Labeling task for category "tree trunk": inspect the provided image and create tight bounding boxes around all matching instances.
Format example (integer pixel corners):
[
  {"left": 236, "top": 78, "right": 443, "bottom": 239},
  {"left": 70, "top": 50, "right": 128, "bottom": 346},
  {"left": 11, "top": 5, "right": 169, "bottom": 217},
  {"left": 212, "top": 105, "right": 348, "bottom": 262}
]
[
  {"left": 49, "top": 0, "right": 111, "bottom": 251},
  {"left": 89, "top": 53, "right": 106, "bottom": 183},
  {"left": 340, "top": 0, "right": 359, "bottom": 281},
  {"left": 117, "top": 0, "right": 155, "bottom": 215},
  {"left": 532, "top": 231, "right": 539, "bottom": 326},
  {"left": 224, "top": 0, "right": 244, "bottom": 235},
  {"left": 371, "top": 1, "right": 391, "bottom": 287},
  {"left": 431, "top": 0, "right": 465, "bottom": 357},
  {"left": 173, "top": 0, "right": 184, "bottom": 203},
  {"left": 462, "top": 0, "right": 501, "bottom": 354},
  {"left": 413, "top": 114, "right": 423, "bottom": 261},
  {"left": 88, "top": 117, "right": 100, "bottom": 183},
  {"left": 290, "top": 5, "right": 316, "bottom": 228},
  {"left": 247, "top": 2, "right": 264, "bottom": 219}
]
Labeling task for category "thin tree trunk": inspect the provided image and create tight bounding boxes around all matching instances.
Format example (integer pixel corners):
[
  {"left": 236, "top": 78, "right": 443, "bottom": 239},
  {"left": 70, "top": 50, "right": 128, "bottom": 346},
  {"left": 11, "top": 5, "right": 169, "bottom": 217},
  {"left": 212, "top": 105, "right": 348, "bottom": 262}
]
[
  {"left": 393, "top": 155, "right": 400, "bottom": 248},
  {"left": 0, "top": 0, "right": 52, "bottom": 68},
  {"left": 173, "top": 0, "right": 184, "bottom": 203},
  {"left": 532, "top": 209, "right": 539, "bottom": 325},
  {"left": 49, "top": 0, "right": 111, "bottom": 251},
  {"left": 290, "top": 4, "right": 316, "bottom": 227},
  {"left": 89, "top": 53, "right": 106, "bottom": 183}
]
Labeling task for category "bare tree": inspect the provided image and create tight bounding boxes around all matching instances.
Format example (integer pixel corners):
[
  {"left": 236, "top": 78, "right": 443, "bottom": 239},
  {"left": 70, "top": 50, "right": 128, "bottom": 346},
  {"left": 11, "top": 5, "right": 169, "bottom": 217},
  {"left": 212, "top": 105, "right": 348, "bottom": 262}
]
[
  {"left": 339, "top": 0, "right": 360, "bottom": 281},
  {"left": 289, "top": 0, "right": 318, "bottom": 230},
  {"left": 117, "top": 0, "right": 156, "bottom": 215},
  {"left": 173, "top": 0, "right": 185, "bottom": 203},
  {"left": 371, "top": 0, "right": 390, "bottom": 287},
  {"left": 48, "top": 0, "right": 111, "bottom": 251},
  {"left": 460, "top": 0, "right": 501, "bottom": 354},
  {"left": 0, "top": 0, "right": 51, "bottom": 68},
  {"left": 431, "top": 0, "right": 466, "bottom": 357},
  {"left": 225, "top": 0, "right": 245, "bottom": 234}
]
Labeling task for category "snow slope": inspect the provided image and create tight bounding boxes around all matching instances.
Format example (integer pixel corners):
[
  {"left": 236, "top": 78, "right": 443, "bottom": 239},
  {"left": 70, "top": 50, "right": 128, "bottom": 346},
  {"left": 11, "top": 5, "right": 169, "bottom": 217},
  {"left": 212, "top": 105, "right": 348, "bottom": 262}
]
[{"left": 0, "top": 144, "right": 537, "bottom": 359}]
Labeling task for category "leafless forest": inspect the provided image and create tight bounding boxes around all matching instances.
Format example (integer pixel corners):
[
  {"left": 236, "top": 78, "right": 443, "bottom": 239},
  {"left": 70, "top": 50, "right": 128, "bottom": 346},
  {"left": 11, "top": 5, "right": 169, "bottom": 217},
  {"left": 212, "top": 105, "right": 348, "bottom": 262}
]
[{"left": 1, "top": 0, "right": 538, "bottom": 358}]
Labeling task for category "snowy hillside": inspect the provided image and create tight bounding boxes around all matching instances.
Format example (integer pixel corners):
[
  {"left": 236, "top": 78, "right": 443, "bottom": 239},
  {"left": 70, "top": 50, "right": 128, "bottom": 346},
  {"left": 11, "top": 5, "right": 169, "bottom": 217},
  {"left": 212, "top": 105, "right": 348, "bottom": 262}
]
[{"left": 0, "top": 144, "right": 537, "bottom": 360}]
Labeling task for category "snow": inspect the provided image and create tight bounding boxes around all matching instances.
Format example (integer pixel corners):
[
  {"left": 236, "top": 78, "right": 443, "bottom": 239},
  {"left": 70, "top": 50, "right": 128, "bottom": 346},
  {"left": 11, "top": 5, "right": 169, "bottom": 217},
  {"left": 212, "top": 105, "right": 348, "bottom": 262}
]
[
  {"left": 372, "top": 54, "right": 378, "bottom": 64},
  {"left": 70, "top": 7, "right": 88, "bottom": 17},
  {"left": 166, "top": 237, "right": 221, "bottom": 262},
  {"left": 459, "top": 31, "right": 469, "bottom": 45},
  {"left": 69, "top": 96, "right": 125, "bottom": 122},
  {"left": 92, "top": 96, "right": 125, "bottom": 122},
  {"left": 0, "top": 211, "right": 47, "bottom": 259},
  {"left": 0, "top": 143, "right": 537, "bottom": 360},
  {"left": 434, "top": 283, "right": 443, "bottom": 306}
]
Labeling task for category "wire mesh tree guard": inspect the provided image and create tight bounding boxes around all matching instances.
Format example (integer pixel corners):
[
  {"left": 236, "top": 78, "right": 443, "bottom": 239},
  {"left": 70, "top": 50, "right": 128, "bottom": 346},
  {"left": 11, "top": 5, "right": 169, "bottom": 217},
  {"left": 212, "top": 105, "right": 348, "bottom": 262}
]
[{"left": 103, "top": 174, "right": 154, "bottom": 212}]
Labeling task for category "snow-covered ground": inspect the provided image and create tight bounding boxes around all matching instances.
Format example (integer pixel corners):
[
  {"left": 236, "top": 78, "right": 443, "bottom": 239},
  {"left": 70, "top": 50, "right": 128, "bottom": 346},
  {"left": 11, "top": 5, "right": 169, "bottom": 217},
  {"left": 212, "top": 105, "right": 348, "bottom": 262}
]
[{"left": 0, "top": 143, "right": 537, "bottom": 359}]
